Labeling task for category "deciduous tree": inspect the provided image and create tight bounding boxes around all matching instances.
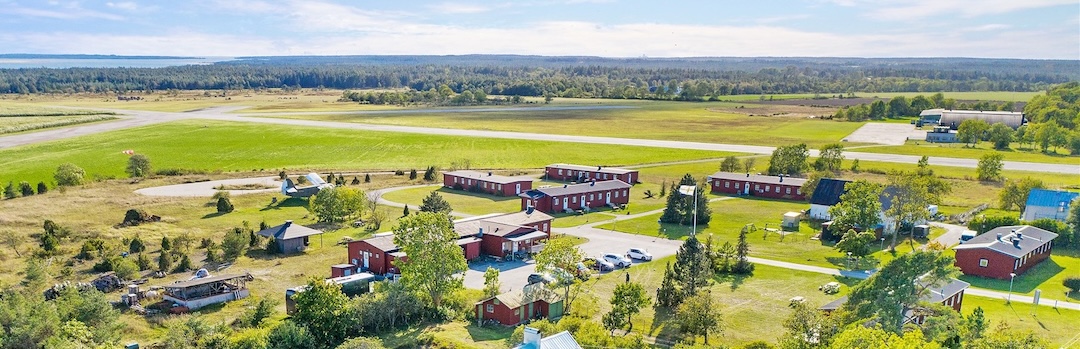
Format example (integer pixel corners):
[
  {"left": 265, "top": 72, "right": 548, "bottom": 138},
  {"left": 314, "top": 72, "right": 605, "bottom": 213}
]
[
  {"left": 976, "top": 153, "right": 1003, "bottom": 182},
  {"left": 986, "top": 123, "right": 1014, "bottom": 150},
  {"left": 956, "top": 119, "right": 989, "bottom": 146},
  {"left": 884, "top": 172, "right": 933, "bottom": 249},
  {"left": 292, "top": 277, "right": 351, "bottom": 347},
  {"left": 535, "top": 237, "right": 584, "bottom": 312},
  {"left": 676, "top": 291, "right": 722, "bottom": 345},
  {"left": 608, "top": 281, "right": 650, "bottom": 333},
  {"left": 842, "top": 250, "right": 957, "bottom": 333},
  {"left": 835, "top": 229, "right": 876, "bottom": 259},
  {"left": 309, "top": 187, "right": 367, "bottom": 223},
  {"left": 720, "top": 156, "right": 740, "bottom": 172},
  {"left": 54, "top": 163, "right": 86, "bottom": 186},
  {"left": 828, "top": 180, "right": 883, "bottom": 232},
  {"left": 393, "top": 212, "right": 467, "bottom": 308},
  {"left": 125, "top": 154, "right": 152, "bottom": 178},
  {"left": 768, "top": 144, "right": 809, "bottom": 176},
  {"left": 814, "top": 143, "right": 844, "bottom": 172},
  {"left": 483, "top": 267, "right": 500, "bottom": 298}
]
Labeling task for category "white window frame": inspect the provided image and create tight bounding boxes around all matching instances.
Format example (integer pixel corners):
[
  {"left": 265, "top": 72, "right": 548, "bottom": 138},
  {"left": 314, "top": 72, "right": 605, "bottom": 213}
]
[
  {"left": 487, "top": 304, "right": 494, "bottom": 313},
  {"left": 725, "top": 181, "right": 729, "bottom": 188},
  {"left": 979, "top": 259, "right": 988, "bottom": 267}
]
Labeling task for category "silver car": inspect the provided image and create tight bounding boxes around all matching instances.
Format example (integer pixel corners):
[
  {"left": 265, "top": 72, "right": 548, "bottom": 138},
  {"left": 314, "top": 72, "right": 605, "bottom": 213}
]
[{"left": 603, "top": 253, "right": 632, "bottom": 268}]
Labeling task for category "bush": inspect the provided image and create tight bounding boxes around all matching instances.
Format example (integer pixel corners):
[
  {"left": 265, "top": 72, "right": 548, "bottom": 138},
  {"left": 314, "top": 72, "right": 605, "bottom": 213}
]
[
  {"left": 174, "top": 254, "right": 192, "bottom": 272},
  {"left": 155, "top": 168, "right": 207, "bottom": 176},
  {"left": 129, "top": 236, "right": 146, "bottom": 253},
  {"left": 18, "top": 181, "right": 34, "bottom": 196},
  {"left": 408, "top": 169, "right": 418, "bottom": 180},
  {"left": 126, "top": 154, "right": 152, "bottom": 178},
  {"left": 967, "top": 215, "right": 1020, "bottom": 234},
  {"left": 121, "top": 209, "right": 152, "bottom": 227},
  {"left": 54, "top": 163, "right": 86, "bottom": 186},
  {"left": 216, "top": 196, "right": 235, "bottom": 213},
  {"left": 36, "top": 182, "right": 47, "bottom": 194},
  {"left": 1065, "top": 277, "right": 1080, "bottom": 292}
]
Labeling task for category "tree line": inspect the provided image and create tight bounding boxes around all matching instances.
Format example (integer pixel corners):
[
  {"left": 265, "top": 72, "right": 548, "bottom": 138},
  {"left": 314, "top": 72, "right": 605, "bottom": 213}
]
[{"left": 1, "top": 57, "right": 1072, "bottom": 96}]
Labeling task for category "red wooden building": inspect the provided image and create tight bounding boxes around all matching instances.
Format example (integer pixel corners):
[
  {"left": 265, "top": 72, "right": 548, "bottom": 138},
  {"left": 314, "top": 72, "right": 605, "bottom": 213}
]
[
  {"left": 544, "top": 164, "right": 638, "bottom": 185},
  {"left": 707, "top": 172, "right": 807, "bottom": 201},
  {"left": 343, "top": 211, "right": 553, "bottom": 275},
  {"left": 518, "top": 180, "right": 631, "bottom": 213},
  {"left": 443, "top": 170, "right": 534, "bottom": 196},
  {"left": 455, "top": 211, "right": 554, "bottom": 258},
  {"left": 953, "top": 225, "right": 1058, "bottom": 280},
  {"left": 819, "top": 278, "right": 969, "bottom": 325},
  {"left": 475, "top": 284, "right": 564, "bottom": 326}
]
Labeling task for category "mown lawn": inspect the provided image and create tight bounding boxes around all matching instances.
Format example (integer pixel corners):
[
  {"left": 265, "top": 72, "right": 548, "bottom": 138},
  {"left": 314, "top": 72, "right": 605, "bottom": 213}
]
[
  {"left": 580, "top": 256, "right": 858, "bottom": 347},
  {"left": 958, "top": 252, "right": 1080, "bottom": 301},
  {"left": 855, "top": 140, "right": 1076, "bottom": 165},
  {"left": 261, "top": 101, "right": 864, "bottom": 148},
  {"left": 0, "top": 119, "right": 732, "bottom": 185},
  {"left": 962, "top": 295, "right": 1080, "bottom": 348},
  {"left": 381, "top": 185, "right": 525, "bottom": 216}
]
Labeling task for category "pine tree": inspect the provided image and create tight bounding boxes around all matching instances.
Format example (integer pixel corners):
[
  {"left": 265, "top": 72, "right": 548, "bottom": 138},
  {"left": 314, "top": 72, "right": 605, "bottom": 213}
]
[
  {"left": 733, "top": 230, "right": 754, "bottom": 274},
  {"left": 3, "top": 181, "right": 16, "bottom": 199},
  {"left": 157, "top": 251, "right": 172, "bottom": 272},
  {"left": 423, "top": 166, "right": 437, "bottom": 181},
  {"left": 351, "top": 176, "right": 360, "bottom": 185},
  {"left": 659, "top": 180, "right": 667, "bottom": 197},
  {"left": 36, "top": 182, "right": 48, "bottom": 194},
  {"left": 161, "top": 236, "right": 172, "bottom": 251},
  {"left": 364, "top": 173, "right": 371, "bottom": 183},
  {"left": 408, "top": 169, "right": 418, "bottom": 180},
  {"left": 655, "top": 261, "right": 681, "bottom": 307},
  {"left": 672, "top": 236, "right": 712, "bottom": 298},
  {"left": 402, "top": 205, "right": 410, "bottom": 217},
  {"left": 249, "top": 230, "right": 259, "bottom": 248},
  {"left": 659, "top": 182, "right": 682, "bottom": 223}
]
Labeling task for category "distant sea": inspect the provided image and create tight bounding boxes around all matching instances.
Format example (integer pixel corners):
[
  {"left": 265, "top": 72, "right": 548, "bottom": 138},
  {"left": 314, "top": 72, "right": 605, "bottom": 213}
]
[{"left": 0, "top": 57, "right": 234, "bottom": 69}]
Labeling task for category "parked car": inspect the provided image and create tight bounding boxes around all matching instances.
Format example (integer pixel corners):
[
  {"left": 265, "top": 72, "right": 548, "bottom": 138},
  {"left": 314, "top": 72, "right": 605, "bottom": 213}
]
[
  {"left": 585, "top": 257, "right": 615, "bottom": 271},
  {"left": 527, "top": 273, "right": 554, "bottom": 285},
  {"left": 626, "top": 248, "right": 653, "bottom": 261},
  {"left": 603, "top": 253, "right": 632, "bottom": 268}
]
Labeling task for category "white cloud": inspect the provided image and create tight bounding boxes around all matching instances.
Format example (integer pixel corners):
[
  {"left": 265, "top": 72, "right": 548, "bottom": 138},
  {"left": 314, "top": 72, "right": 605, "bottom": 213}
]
[
  {"left": 961, "top": 24, "right": 1011, "bottom": 32},
  {"left": 755, "top": 14, "right": 811, "bottom": 24},
  {"left": 106, "top": 2, "right": 138, "bottom": 11},
  {"left": 834, "top": 0, "right": 1075, "bottom": 20},
  {"left": 0, "top": 3, "right": 125, "bottom": 20},
  {"left": 427, "top": 2, "right": 494, "bottom": 14}
]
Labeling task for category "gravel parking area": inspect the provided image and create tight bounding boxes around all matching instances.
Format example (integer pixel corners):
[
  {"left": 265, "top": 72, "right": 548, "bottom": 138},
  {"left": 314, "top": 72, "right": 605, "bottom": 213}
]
[{"left": 135, "top": 176, "right": 282, "bottom": 197}]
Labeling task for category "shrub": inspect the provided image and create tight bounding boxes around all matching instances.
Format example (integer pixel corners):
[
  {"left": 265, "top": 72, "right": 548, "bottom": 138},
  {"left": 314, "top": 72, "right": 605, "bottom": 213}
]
[
  {"left": 1065, "top": 277, "right": 1080, "bottom": 292},
  {"left": 408, "top": 169, "right": 418, "bottom": 180},
  {"left": 967, "top": 215, "right": 1021, "bottom": 234},
  {"left": 121, "top": 209, "right": 152, "bottom": 227},
  {"left": 216, "top": 196, "right": 235, "bottom": 213},
  {"left": 136, "top": 253, "right": 153, "bottom": 271},
  {"left": 3, "top": 182, "right": 15, "bottom": 199},
  {"left": 351, "top": 176, "right": 361, "bottom": 185},
  {"left": 394, "top": 170, "right": 405, "bottom": 176},
  {"left": 18, "top": 181, "right": 34, "bottom": 196},
  {"left": 222, "top": 228, "right": 249, "bottom": 261},
  {"left": 157, "top": 252, "right": 172, "bottom": 272},
  {"left": 174, "top": 254, "right": 192, "bottom": 272},
  {"left": 36, "top": 182, "right": 47, "bottom": 194},
  {"left": 364, "top": 173, "right": 371, "bottom": 183},
  {"left": 129, "top": 236, "right": 146, "bottom": 253},
  {"left": 155, "top": 168, "right": 207, "bottom": 176},
  {"left": 126, "top": 154, "right": 152, "bottom": 178},
  {"left": 54, "top": 163, "right": 86, "bottom": 186}
]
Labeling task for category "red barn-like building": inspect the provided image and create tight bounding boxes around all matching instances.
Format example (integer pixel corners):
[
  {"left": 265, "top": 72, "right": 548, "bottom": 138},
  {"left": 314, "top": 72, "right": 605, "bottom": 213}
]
[
  {"left": 519, "top": 180, "right": 631, "bottom": 213},
  {"left": 544, "top": 164, "right": 638, "bottom": 184},
  {"left": 707, "top": 172, "right": 807, "bottom": 201},
  {"left": 953, "top": 225, "right": 1057, "bottom": 280},
  {"left": 344, "top": 211, "right": 553, "bottom": 275},
  {"left": 443, "top": 170, "right": 534, "bottom": 196},
  {"left": 475, "top": 284, "right": 564, "bottom": 326}
]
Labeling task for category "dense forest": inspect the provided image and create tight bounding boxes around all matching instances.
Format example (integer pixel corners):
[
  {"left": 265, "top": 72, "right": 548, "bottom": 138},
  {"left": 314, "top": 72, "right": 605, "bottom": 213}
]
[{"left": 0, "top": 56, "right": 1075, "bottom": 97}]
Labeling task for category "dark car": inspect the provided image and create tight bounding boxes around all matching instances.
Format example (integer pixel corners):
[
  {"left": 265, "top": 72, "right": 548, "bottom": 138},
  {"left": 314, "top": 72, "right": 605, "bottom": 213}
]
[{"left": 527, "top": 273, "right": 554, "bottom": 285}]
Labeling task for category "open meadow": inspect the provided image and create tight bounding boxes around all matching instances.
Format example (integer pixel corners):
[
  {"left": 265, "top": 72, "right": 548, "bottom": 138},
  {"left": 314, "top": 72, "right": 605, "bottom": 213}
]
[{"left": 0, "top": 119, "right": 735, "bottom": 185}]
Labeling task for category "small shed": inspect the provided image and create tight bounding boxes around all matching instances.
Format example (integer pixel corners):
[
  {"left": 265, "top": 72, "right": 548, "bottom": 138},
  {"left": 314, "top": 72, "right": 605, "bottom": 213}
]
[
  {"left": 782, "top": 212, "right": 801, "bottom": 230},
  {"left": 256, "top": 220, "right": 323, "bottom": 254},
  {"left": 476, "top": 284, "right": 564, "bottom": 326}
]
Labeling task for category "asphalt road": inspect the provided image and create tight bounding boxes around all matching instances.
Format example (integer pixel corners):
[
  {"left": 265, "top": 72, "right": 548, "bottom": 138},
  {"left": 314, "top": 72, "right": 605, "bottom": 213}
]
[{"left": 2, "top": 106, "right": 1077, "bottom": 175}]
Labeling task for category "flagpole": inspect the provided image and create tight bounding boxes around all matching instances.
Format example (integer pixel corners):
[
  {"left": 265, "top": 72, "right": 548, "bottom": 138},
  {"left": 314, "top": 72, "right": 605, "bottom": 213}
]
[{"left": 692, "top": 188, "right": 697, "bottom": 236}]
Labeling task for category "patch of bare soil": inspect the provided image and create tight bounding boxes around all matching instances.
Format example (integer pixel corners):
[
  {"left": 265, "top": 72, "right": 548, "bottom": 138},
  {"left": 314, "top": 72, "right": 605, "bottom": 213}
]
[{"left": 708, "top": 103, "right": 839, "bottom": 118}]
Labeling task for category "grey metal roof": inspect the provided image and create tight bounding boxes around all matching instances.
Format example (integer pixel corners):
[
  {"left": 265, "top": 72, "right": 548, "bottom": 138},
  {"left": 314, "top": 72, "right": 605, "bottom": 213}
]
[
  {"left": 819, "top": 278, "right": 968, "bottom": 311},
  {"left": 443, "top": 170, "right": 534, "bottom": 185},
  {"left": 518, "top": 180, "right": 631, "bottom": 199},
  {"left": 482, "top": 210, "right": 555, "bottom": 227},
  {"left": 361, "top": 235, "right": 399, "bottom": 252},
  {"left": 166, "top": 273, "right": 249, "bottom": 289},
  {"left": 708, "top": 171, "right": 807, "bottom": 186},
  {"left": 547, "top": 163, "right": 635, "bottom": 175},
  {"left": 953, "top": 225, "right": 1058, "bottom": 258},
  {"left": 255, "top": 221, "right": 323, "bottom": 240},
  {"left": 512, "top": 331, "right": 583, "bottom": 349},
  {"left": 809, "top": 179, "right": 850, "bottom": 206},
  {"left": 939, "top": 110, "right": 1024, "bottom": 128}
]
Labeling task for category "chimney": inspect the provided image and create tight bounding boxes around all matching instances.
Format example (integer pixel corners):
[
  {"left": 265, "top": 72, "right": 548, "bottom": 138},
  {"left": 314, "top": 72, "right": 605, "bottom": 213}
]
[
  {"left": 746, "top": 173, "right": 750, "bottom": 177},
  {"left": 284, "top": 220, "right": 293, "bottom": 228},
  {"left": 523, "top": 327, "right": 541, "bottom": 347},
  {"left": 996, "top": 233, "right": 1002, "bottom": 241},
  {"left": 597, "top": 166, "right": 602, "bottom": 170},
  {"left": 1012, "top": 238, "right": 1020, "bottom": 248},
  {"left": 1016, "top": 231, "right": 1023, "bottom": 240},
  {"left": 779, "top": 175, "right": 784, "bottom": 183},
  {"left": 477, "top": 228, "right": 483, "bottom": 237},
  {"left": 590, "top": 181, "right": 595, "bottom": 186},
  {"left": 488, "top": 172, "right": 493, "bottom": 176},
  {"left": 526, "top": 206, "right": 535, "bottom": 215},
  {"left": 563, "top": 184, "right": 567, "bottom": 188}
]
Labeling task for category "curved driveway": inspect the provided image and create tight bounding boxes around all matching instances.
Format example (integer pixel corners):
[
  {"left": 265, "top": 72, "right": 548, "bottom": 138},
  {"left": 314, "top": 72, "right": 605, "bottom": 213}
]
[{"left": 1, "top": 106, "right": 1077, "bottom": 175}]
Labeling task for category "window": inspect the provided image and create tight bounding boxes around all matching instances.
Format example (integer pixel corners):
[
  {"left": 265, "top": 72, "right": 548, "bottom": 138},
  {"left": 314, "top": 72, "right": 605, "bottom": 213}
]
[
  {"left": 514, "top": 309, "right": 520, "bottom": 315},
  {"left": 735, "top": 183, "right": 741, "bottom": 189},
  {"left": 978, "top": 259, "right": 988, "bottom": 267},
  {"left": 558, "top": 169, "right": 563, "bottom": 175},
  {"left": 615, "top": 191, "right": 619, "bottom": 198},
  {"left": 454, "top": 177, "right": 458, "bottom": 183},
  {"left": 376, "top": 254, "right": 380, "bottom": 259},
  {"left": 797, "top": 188, "right": 801, "bottom": 195},
  {"left": 786, "top": 188, "right": 791, "bottom": 194},
  {"left": 755, "top": 185, "right": 761, "bottom": 191},
  {"left": 765, "top": 185, "right": 770, "bottom": 192},
  {"left": 572, "top": 197, "right": 577, "bottom": 203},
  {"left": 543, "top": 223, "right": 548, "bottom": 231},
  {"left": 487, "top": 304, "right": 494, "bottom": 313},
  {"left": 725, "top": 181, "right": 729, "bottom": 188},
  {"left": 776, "top": 186, "right": 780, "bottom": 193},
  {"left": 624, "top": 190, "right": 628, "bottom": 196},
  {"left": 554, "top": 198, "right": 560, "bottom": 204},
  {"left": 589, "top": 194, "right": 594, "bottom": 200},
  {"left": 1014, "top": 259, "right": 1019, "bottom": 270}
]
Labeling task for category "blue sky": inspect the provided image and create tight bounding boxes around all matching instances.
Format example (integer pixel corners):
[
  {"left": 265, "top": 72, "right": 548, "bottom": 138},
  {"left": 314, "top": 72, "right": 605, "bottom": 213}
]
[{"left": 0, "top": 0, "right": 1076, "bottom": 59}]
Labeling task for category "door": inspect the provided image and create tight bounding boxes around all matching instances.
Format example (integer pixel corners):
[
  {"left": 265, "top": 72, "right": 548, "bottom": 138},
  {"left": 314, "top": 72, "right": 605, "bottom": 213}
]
[
  {"left": 605, "top": 192, "right": 611, "bottom": 204},
  {"left": 363, "top": 252, "right": 370, "bottom": 269},
  {"left": 580, "top": 195, "right": 585, "bottom": 208},
  {"left": 744, "top": 182, "right": 750, "bottom": 195},
  {"left": 515, "top": 183, "right": 521, "bottom": 194},
  {"left": 562, "top": 198, "right": 568, "bottom": 210}
]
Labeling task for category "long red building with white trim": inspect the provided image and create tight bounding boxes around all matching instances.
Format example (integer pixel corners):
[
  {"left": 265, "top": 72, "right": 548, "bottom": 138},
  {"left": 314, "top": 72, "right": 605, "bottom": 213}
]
[{"left": 519, "top": 180, "right": 631, "bottom": 213}]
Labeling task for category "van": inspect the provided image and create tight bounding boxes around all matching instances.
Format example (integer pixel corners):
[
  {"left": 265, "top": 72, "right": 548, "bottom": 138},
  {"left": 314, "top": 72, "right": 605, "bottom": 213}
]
[{"left": 960, "top": 230, "right": 977, "bottom": 243}]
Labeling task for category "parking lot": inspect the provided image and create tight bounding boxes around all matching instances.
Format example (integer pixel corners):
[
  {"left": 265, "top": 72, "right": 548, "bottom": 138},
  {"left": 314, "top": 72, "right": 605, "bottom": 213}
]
[{"left": 464, "top": 225, "right": 684, "bottom": 293}]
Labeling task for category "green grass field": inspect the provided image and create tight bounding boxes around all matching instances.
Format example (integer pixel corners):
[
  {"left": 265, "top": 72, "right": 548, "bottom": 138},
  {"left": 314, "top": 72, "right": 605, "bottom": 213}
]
[
  {"left": 962, "top": 295, "right": 1080, "bottom": 348},
  {"left": 865, "top": 91, "right": 1042, "bottom": 102},
  {"left": 582, "top": 256, "right": 858, "bottom": 346},
  {"left": 856, "top": 141, "right": 1075, "bottom": 165},
  {"left": 0, "top": 119, "right": 733, "bottom": 184},
  {"left": 258, "top": 101, "right": 864, "bottom": 148},
  {"left": 959, "top": 252, "right": 1080, "bottom": 301},
  {"left": 0, "top": 114, "right": 118, "bottom": 134},
  {"left": 0, "top": 103, "right": 113, "bottom": 116}
]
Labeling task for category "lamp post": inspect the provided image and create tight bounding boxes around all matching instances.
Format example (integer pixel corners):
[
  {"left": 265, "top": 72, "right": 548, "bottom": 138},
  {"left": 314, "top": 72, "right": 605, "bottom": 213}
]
[
  {"left": 880, "top": 237, "right": 886, "bottom": 251},
  {"left": 847, "top": 252, "right": 853, "bottom": 270},
  {"left": 1007, "top": 272, "right": 1017, "bottom": 303}
]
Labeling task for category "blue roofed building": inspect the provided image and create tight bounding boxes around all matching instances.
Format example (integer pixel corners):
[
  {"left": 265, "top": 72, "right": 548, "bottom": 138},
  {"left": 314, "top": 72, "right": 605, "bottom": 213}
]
[{"left": 1022, "top": 189, "right": 1079, "bottom": 222}]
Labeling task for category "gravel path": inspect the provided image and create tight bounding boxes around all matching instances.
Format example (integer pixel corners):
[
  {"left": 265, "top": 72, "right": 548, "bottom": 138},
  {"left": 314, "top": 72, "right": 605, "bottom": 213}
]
[{"left": 134, "top": 176, "right": 282, "bottom": 197}]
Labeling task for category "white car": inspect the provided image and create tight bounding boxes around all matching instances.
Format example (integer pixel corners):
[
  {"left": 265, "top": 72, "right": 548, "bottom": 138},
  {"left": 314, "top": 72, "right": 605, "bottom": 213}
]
[
  {"left": 603, "top": 253, "right": 632, "bottom": 268},
  {"left": 626, "top": 248, "right": 653, "bottom": 261}
]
